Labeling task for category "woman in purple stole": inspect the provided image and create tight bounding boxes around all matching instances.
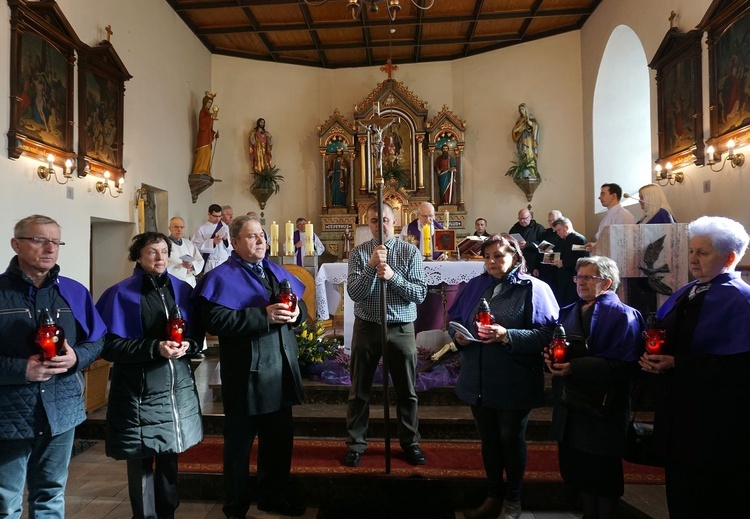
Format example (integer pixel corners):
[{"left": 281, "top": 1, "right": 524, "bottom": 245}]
[{"left": 640, "top": 216, "right": 750, "bottom": 517}]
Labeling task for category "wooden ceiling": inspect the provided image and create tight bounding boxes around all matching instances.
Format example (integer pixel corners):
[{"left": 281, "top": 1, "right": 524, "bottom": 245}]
[{"left": 166, "top": 0, "right": 603, "bottom": 69}]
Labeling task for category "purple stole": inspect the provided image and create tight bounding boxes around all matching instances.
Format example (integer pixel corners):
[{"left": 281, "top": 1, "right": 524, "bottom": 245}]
[
  {"left": 657, "top": 272, "right": 750, "bottom": 355},
  {"left": 95, "top": 268, "right": 194, "bottom": 339},
  {"left": 193, "top": 251, "right": 305, "bottom": 310}
]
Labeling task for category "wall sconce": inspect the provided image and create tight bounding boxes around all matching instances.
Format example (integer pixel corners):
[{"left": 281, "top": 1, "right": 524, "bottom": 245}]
[
  {"left": 37, "top": 154, "right": 74, "bottom": 185},
  {"left": 654, "top": 162, "right": 684, "bottom": 186},
  {"left": 706, "top": 139, "right": 745, "bottom": 172},
  {"left": 96, "top": 171, "right": 124, "bottom": 198}
]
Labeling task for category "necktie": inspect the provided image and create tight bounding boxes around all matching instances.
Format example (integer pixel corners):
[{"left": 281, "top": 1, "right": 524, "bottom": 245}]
[{"left": 252, "top": 263, "right": 265, "bottom": 279}]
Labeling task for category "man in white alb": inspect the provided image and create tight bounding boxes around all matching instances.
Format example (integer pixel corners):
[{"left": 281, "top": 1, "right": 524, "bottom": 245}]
[
  {"left": 167, "top": 216, "right": 204, "bottom": 287},
  {"left": 586, "top": 183, "right": 636, "bottom": 253},
  {"left": 191, "top": 204, "right": 232, "bottom": 273}
]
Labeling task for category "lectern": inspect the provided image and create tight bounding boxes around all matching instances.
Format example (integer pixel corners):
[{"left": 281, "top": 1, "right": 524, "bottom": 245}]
[{"left": 597, "top": 224, "right": 689, "bottom": 312}]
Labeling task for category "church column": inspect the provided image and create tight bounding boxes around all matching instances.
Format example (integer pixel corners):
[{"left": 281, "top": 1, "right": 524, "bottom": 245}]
[
  {"left": 358, "top": 136, "right": 367, "bottom": 192},
  {"left": 428, "top": 146, "right": 436, "bottom": 204},
  {"left": 416, "top": 134, "right": 425, "bottom": 190},
  {"left": 348, "top": 152, "right": 356, "bottom": 212},
  {"left": 458, "top": 145, "right": 465, "bottom": 211},
  {"left": 320, "top": 149, "right": 328, "bottom": 211}
]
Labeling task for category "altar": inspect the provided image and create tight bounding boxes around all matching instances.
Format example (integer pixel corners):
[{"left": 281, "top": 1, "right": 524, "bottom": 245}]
[{"left": 315, "top": 261, "right": 486, "bottom": 350}]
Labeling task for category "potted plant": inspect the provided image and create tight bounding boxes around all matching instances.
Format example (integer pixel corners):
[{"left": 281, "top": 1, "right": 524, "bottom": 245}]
[
  {"left": 250, "top": 165, "right": 284, "bottom": 209},
  {"left": 505, "top": 151, "right": 542, "bottom": 202},
  {"left": 505, "top": 151, "right": 540, "bottom": 181}
]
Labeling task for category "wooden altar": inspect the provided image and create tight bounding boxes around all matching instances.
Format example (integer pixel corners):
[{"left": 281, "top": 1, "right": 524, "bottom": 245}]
[{"left": 316, "top": 76, "right": 469, "bottom": 259}]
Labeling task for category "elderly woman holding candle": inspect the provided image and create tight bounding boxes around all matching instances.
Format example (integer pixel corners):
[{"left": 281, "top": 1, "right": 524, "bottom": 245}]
[
  {"left": 544, "top": 256, "right": 643, "bottom": 519},
  {"left": 639, "top": 216, "right": 750, "bottom": 518},
  {"left": 448, "top": 234, "right": 558, "bottom": 519}
]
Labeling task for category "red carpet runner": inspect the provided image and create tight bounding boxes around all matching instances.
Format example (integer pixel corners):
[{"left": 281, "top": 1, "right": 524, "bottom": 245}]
[{"left": 179, "top": 437, "right": 664, "bottom": 484}]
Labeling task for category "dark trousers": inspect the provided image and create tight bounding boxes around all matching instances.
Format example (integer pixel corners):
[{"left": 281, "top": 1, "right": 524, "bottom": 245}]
[
  {"left": 346, "top": 318, "right": 420, "bottom": 452},
  {"left": 665, "top": 462, "right": 748, "bottom": 518},
  {"left": 471, "top": 406, "right": 530, "bottom": 502},
  {"left": 126, "top": 454, "right": 179, "bottom": 519},
  {"left": 222, "top": 407, "right": 294, "bottom": 518}
]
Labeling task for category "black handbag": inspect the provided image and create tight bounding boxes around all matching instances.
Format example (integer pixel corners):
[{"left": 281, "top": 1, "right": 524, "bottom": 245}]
[
  {"left": 623, "top": 388, "right": 664, "bottom": 467},
  {"left": 559, "top": 378, "right": 615, "bottom": 419}
]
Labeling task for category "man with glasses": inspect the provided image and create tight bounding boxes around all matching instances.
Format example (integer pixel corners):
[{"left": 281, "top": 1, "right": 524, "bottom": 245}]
[
  {"left": 0, "top": 214, "right": 106, "bottom": 518},
  {"left": 191, "top": 203, "right": 233, "bottom": 274},
  {"left": 508, "top": 208, "right": 546, "bottom": 275},
  {"left": 399, "top": 201, "right": 444, "bottom": 260}
]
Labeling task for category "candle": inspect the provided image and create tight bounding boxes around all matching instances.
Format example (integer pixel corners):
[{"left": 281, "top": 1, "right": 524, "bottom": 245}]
[
  {"left": 270, "top": 221, "right": 279, "bottom": 256},
  {"left": 422, "top": 224, "right": 431, "bottom": 256},
  {"left": 285, "top": 221, "right": 294, "bottom": 256},
  {"left": 305, "top": 223, "right": 314, "bottom": 256},
  {"left": 444, "top": 210, "right": 450, "bottom": 229}
]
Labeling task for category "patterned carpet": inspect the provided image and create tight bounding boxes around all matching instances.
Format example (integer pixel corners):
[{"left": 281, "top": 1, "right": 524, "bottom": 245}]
[{"left": 179, "top": 437, "right": 665, "bottom": 484}]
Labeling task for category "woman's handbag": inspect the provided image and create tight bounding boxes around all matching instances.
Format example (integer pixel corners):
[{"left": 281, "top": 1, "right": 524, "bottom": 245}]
[
  {"left": 623, "top": 388, "right": 664, "bottom": 467},
  {"left": 559, "top": 378, "right": 615, "bottom": 419}
]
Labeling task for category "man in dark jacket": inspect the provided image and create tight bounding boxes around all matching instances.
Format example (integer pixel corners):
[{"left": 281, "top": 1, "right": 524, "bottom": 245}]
[
  {"left": 194, "top": 215, "right": 307, "bottom": 518},
  {"left": 0, "top": 214, "right": 106, "bottom": 518},
  {"left": 508, "top": 208, "right": 546, "bottom": 274}
]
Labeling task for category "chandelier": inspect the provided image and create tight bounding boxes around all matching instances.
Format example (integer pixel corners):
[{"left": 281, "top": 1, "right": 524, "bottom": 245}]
[{"left": 303, "top": 0, "right": 435, "bottom": 22}]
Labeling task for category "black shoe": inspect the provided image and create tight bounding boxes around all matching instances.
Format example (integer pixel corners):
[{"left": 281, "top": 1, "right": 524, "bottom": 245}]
[
  {"left": 190, "top": 352, "right": 206, "bottom": 359},
  {"left": 343, "top": 450, "right": 361, "bottom": 467},
  {"left": 404, "top": 444, "right": 426, "bottom": 465},
  {"left": 257, "top": 499, "right": 306, "bottom": 517}
]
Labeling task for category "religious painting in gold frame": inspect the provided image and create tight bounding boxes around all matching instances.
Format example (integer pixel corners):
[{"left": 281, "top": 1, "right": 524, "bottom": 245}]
[
  {"left": 7, "top": 0, "right": 80, "bottom": 165},
  {"left": 77, "top": 38, "right": 131, "bottom": 179},
  {"left": 434, "top": 229, "right": 456, "bottom": 253},
  {"left": 700, "top": 0, "right": 750, "bottom": 152},
  {"left": 649, "top": 28, "right": 703, "bottom": 169}
]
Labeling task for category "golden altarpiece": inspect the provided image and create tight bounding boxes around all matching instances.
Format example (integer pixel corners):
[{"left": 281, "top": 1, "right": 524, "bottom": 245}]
[{"left": 317, "top": 78, "right": 467, "bottom": 259}]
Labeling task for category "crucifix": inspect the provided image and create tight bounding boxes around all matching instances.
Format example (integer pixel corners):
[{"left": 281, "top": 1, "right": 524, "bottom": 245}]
[
  {"left": 669, "top": 11, "right": 677, "bottom": 29},
  {"left": 105, "top": 25, "right": 113, "bottom": 42},
  {"left": 380, "top": 58, "right": 398, "bottom": 80}
]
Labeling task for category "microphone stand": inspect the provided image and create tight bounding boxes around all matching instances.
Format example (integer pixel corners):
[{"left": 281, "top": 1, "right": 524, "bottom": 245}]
[{"left": 624, "top": 193, "right": 675, "bottom": 223}]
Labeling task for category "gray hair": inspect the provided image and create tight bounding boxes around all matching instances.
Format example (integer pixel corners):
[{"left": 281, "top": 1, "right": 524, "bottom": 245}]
[
  {"left": 688, "top": 216, "right": 749, "bottom": 261},
  {"left": 552, "top": 217, "right": 571, "bottom": 228},
  {"left": 549, "top": 210, "right": 563, "bottom": 220},
  {"left": 576, "top": 256, "right": 620, "bottom": 292},
  {"left": 14, "top": 215, "right": 60, "bottom": 238},
  {"left": 230, "top": 214, "right": 260, "bottom": 239}
]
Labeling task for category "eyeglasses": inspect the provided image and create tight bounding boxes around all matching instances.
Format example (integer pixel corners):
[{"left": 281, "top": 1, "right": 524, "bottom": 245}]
[
  {"left": 209, "top": 213, "right": 222, "bottom": 218},
  {"left": 573, "top": 275, "right": 603, "bottom": 283},
  {"left": 418, "top": 213, "right": 435, "bottom": 218},
  {"left": 16, "top": 237, "right": 65, "bottom": 247},
  {"left": 518, "top": 216, "right": 531, "bottom": 221}
]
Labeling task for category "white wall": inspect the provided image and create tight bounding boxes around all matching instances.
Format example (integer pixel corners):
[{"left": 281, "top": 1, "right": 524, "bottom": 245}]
[
  {"left": 0, "top": 0, "right": 212, "bottom": 285},
  {"left": 581, "top": 0, "right": 750, "bottom": 264},
  {"left": 211, "top": 31, "right": 585, "bottom": 236}
]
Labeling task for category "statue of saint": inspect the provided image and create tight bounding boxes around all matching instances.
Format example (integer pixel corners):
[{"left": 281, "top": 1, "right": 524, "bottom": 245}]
[
  {"left": 191, "top": 92, "right": 219, "bottom": 176},
  {"left": 434, "top": 144, "right": 456, "bottom": 204},
  {"left": 511, "top": 103, "right": 539, "bottom": 165},
  {"left": 328, "top": 150, "right": 348, "bottom": 207},
  {"left": 249, "top": 117, "right": 273, "bottom": 173}
]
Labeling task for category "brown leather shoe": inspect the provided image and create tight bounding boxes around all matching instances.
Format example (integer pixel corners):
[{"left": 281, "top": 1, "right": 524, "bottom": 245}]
[
  {"left": 464, "top": 497, "right": 503, "bottom": 519},
  {"left": 501, "top": 499, "right": 522, "bottom": 519}
]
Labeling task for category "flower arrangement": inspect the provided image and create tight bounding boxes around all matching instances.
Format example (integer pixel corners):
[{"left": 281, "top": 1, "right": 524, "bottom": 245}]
[{"left": 295, "top": 321, "right": 342, "bottom": 368}]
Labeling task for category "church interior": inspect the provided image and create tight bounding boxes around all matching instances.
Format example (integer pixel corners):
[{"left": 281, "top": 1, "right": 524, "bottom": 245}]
[{"left": 2, "top": 0, "right": 748, "bottom": 517}]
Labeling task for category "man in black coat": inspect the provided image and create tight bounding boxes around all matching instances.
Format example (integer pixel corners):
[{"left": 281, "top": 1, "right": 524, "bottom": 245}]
[
  {"left": 194, "top": 215, "right": 307, "bottom": 518},
  {"left": 508, "top": 208, "right": 546, "bottom": 274}
]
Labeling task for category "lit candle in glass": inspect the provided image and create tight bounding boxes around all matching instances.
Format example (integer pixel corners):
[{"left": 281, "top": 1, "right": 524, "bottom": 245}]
[
  {"left": 305, "top": 223, "right": 314, "bottom": 256},
  {"left": 285, "top": 221, "right": 295, "bottom": 255},
  {"left": 270, "top": 221, "right": 279, "bottom": 256}
]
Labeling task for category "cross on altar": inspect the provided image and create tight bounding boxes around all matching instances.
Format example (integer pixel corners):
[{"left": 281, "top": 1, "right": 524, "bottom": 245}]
[
  {"left": 669, "top": 11, "right": 676, "bottom": 29},
  {"left": 105, "top": 25, "right": 113, "bottom": 42},
  {"left": 380, "top": 58, "right": 398, "bottom": 79}
]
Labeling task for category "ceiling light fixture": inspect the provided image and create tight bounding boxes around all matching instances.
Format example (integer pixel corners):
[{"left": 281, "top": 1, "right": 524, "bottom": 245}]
[{"left": 303, "top": 0, "right": 434, "bottom": 22}]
